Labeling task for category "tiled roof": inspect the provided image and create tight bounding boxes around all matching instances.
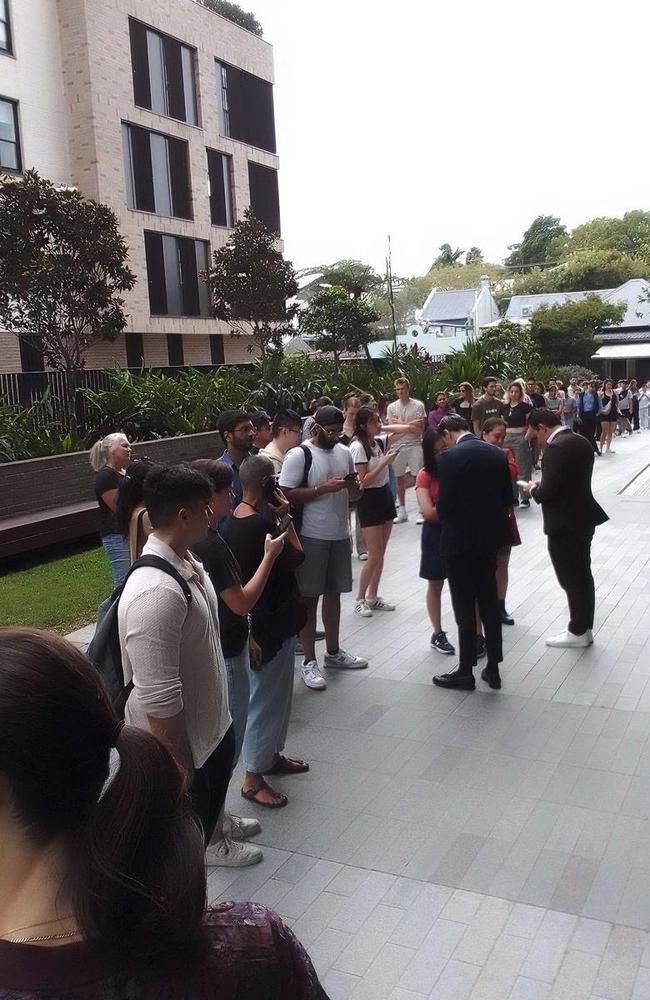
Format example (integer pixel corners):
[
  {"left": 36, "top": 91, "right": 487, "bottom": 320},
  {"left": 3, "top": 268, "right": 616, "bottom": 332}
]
[{"left": 421, "top": 288, "right": 476, "bottom": 323}]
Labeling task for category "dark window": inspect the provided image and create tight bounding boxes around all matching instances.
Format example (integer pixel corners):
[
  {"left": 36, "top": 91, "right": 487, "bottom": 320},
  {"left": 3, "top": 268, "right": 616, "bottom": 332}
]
[
  {"left": 0, "top": 97, "right": 20, "bottom": 171},
  {"left": 129, "top": 19, "right": 197, "bottom": 125},
  {"left": 216, "top": 61, "right": 276, "bottom": 153},
  {"left": 19, "top": 337, "right": 43, "bottom": 372},
  {"left": 167, "top": 333, "right": 184, "bottom": 367},
  {"left": 207, "top": 149, "right": 233, "bottom": 227},
  {"left": 125, "top": 332, "right": 144, "bottom": 368},
  {"left": 0, "top": 0, "right": 12, "bottom": 55},
  {"left": 210, "top": 334, "right": 224, "bottom": 366},
  {"left": 122, "top": 123, "right": 191, "bottom": 219},
  {"left": 144, "top": 231, "right": 210, "bottom": 318},
  {"left": 248, "top": 162, "right": 280, "bottom": 235}
]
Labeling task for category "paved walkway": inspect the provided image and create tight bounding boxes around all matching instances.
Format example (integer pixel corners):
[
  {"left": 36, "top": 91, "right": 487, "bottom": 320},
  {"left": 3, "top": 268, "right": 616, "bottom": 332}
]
[{"left": 69, "top": 433, "right": 650, "bottom": 999}]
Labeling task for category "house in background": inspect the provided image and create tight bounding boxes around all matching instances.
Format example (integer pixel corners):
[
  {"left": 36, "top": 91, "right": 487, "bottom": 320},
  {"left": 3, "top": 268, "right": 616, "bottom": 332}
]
[{"left": 506, "top": 279, "right": 650, "bottom": 381}]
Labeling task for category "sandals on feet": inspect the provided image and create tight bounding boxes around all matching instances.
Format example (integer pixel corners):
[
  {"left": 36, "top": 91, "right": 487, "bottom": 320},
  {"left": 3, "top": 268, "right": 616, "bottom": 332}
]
[
  {"left": 264, "top": 754, "right": 310, "bottom": 776},
  {"left": 241, "top": 778, "right": 288, "bottom": 809}
]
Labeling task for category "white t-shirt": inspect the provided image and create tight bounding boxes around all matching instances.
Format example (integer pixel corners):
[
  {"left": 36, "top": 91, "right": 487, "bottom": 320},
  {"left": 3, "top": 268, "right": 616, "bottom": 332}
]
[
  {"left": 279, "top": 441, "right": 354, "bottom": 541},
  {"left": 385, "top": 397, "right": 426, "bottom": 445},
  {"left": 349, "top": 439, "right": 389, "bottom": 489}
]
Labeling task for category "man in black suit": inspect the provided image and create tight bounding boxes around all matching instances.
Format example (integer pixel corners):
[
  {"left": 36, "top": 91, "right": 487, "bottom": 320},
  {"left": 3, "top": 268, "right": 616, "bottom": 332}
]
[
  {"left": 523, "top": 408, "right": 608, "bottom": 648},
  {"left": 433, "top": 415, "right": 514, "bottom": 692}
]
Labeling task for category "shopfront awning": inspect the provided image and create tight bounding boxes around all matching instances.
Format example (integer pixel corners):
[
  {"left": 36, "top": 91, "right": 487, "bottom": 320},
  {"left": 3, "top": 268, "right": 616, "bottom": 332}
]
[{"left": 592, "top": 343, "right": 650, "bottom": 360}]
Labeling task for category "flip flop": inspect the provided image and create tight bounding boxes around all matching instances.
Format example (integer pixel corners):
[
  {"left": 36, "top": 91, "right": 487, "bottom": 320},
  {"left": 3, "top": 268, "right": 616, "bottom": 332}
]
[
  {"left": 264, "top": 755, "right": 310, "bottom": 776},
  {"left": 241, "top": 780, "right": 288, "bottom": 809}
]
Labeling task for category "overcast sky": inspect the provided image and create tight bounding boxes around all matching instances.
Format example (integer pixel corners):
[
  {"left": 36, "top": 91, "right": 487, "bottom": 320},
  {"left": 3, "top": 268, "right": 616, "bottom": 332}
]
[{"left": 249, "top": 0, "right": 650, "bottom": 280}]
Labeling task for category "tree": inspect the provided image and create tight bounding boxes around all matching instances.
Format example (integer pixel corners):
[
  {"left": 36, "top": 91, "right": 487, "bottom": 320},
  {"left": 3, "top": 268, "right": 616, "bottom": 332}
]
[
  {"left": 505, "top": 215, "right": 568, "bottom": 270},
  {"left": 479, "top": 320, "right": 540, "bottom": 376},
  {"left": 528, "top": 296, "right": 625, "bottom": 367},
  {"left": 199, "top": 0, "right": 262, "bottom": 35},
  {"left": 206, "top": 209, "right": 298, "bottom": 377},
  {"left": 0, "top": 170, "right": 135, "bottom": 434},
  {"left": 434, "top": 243, "right": 465, "bottom": 267},
  {"left": 299, "top": 286, "right": 380, "bottom": 372},
  {"left": 465, "top": 247, "right": 484, "bottom": 265},
  {"left": 568, "top": 211, "right": 650, "bottom": 259},
  {"left": 297, "top": 260, "right": 383, "bottom": 301},
  {"left": 509, "top": 249, "right": 647, "bottom": 298}
]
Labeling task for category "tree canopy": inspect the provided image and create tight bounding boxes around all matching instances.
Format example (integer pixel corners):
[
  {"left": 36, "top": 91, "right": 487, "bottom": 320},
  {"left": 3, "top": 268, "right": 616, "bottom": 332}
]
[
  {"left": 434, "top": 243, "right": 465, "bottom": 267},
  {"left": 199, "top": 0, "right": 263, "bottom": 35},
  {"left": 297, "top": 259, "right": 383, "bottom": 301},
  {"left": 465, "top": 247, "right": 484, "bottom": 265},
  {"left": 299, "top": 285, "right": 380, "bottom": 371},
  {"left": 509, "top": 249, "right": 648, "bottom": 298},
  {"left": 505, "top": 215, "right": 568, "bottom": 270},
  {"left": 528, "top": 296, "right": 625, "bottom": 367},
  {"left": 568, "top": 211, "right": 650, "bottom": 260}
]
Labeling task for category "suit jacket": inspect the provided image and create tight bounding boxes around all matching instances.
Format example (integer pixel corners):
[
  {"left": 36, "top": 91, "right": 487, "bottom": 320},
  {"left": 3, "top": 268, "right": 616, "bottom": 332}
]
[
  {"left": 533, "top": 428, "right": 608, "bottom": 535},
  {"left": 436, "top": 435, "right": 513, "bottom": 557}
]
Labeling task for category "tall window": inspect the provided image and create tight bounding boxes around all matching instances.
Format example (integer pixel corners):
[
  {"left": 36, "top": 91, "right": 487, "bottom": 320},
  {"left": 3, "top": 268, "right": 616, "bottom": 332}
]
[
  {"left": 125, "top": 332, "right": 144, "bottom": 368},
  {"left": 0, "top": 0, "right": 12, "bottom": 55},
  {"left": 144, "top": 232, "right": 210, "bottom": 318},
  {"left": 215, "top": 61, "right": 276, "bottom": 153},
  {"left": 167, "top": 334, "right": 184, "bottom": 367},
  {"left": 122, "top": 123, "right": 192, "bottom": 219},
  {"left": 129, "top": 19, "right": 197, "bottom": 126},
  {"left": 207, "top": 149, "right": 233, "bottom": 227},
  {"left": 0, "top": 97, "right": 20, "bottom": 171},
  {"left": 248, "top": 162, "right": 280, "bottom": 235}
]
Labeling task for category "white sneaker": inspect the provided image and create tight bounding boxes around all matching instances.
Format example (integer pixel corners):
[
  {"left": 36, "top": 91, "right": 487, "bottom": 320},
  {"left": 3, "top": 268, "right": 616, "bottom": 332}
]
[
  {"left": 205, "top": 837, "right": 263, "bottom": 868},
  {"left": 416, "top": 513, "right": 424, "bottom": 524},
  {"left": 393, "top": 507, "right": 408, "bottom": 524},
  {"left": 545, "top": 630, "right": 591, "bottom": 648},
  {"left": 586, "top": 629, "right": 594, "bottom": 645},
  {"left": 224, "top": 813, "right": 261, "bottom": 841},
  {"left": 324, "top": 648, "right": 369, "bottom": 670},
  {"left": 358, "top": 552, "right": 368, "bottom": 561},
  {"left": 367, "top": 596, "right": 395, "bottom": 612},
  {"left": 354, "top": 599, "right": 373, "bottom": 618},
  {"left": 301, "top": 660, "right": 327, "bottom": 690}
]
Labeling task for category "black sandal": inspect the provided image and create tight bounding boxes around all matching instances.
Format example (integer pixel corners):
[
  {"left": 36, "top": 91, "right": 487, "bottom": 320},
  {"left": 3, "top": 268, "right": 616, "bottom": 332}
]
[
  {"left": 241, "top": 779, "right": 288, "bottom": 809},
  {"left": 264, "top": 755, "right": 310, "bottom": 776}
]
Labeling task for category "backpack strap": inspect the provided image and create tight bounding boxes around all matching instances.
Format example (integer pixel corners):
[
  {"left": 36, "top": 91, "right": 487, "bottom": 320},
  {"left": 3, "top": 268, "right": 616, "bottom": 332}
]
[
  {"left": 299, "top": 443, "right": 313, "bottom": 487},
  {"left": 126, "top": 554, "right": 193, "bottom": 605}
]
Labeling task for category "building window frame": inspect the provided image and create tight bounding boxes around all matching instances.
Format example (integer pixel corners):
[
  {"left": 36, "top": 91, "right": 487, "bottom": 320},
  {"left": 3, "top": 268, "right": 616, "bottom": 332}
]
[
  {"left": 207, "top": 148, "right": 234, "bottom": 228},
  {"left": 248, "top": 160, "right": 281, "bottom": 236},
  {"left": 215, "top": 59, "right": 276, "bottom": 154},
  {"left": 144, "top": 230, "right": 210, "bottom": 319},
  {"left": 129, "top": 18, "right": 199, "bottom": 127},
  {"left": 122, "top": 121, "right": 192, "bottom": 220},
  {"left": 0, "top": 95, "right": 21, "bottom": 172},
  {"left": 0, "top": 0, "right": 12, "bottom": 57}
]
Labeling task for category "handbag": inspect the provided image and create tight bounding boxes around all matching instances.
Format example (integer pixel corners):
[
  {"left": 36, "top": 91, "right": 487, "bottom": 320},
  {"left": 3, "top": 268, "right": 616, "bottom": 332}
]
[{"left": 600, "top": 398, "right": 612, "bottom": 416}]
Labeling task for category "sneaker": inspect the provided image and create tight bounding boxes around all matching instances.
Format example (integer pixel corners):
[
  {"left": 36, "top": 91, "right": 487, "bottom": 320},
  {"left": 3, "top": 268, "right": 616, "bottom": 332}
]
[
  {"left": 367, "top": 596, "right": 395, "bottom": 612},
  {"left": 224, "top": 813, "right": 261, "bottom": 841},
  {"left": 430, "top": 631, "right": 455, "bottom": 655},
  {"left": 393, "top": 507, "right": 408, "bottom": 524},
  {"left": 354, "top": 599, "right": 373, "bottom": 618},
  {"left": 324, "top": 648, "right": 369, "bottom": 670},
  {"left": 301, "top": 660, "right": 327, "bottom": 689},
  {"left": 416, "top": 513, "right": 424, "bottom": 525},
  {"left": 205, "top": 837, "right": 263, "bottom": 868},
  {"left": 358, "top": 552, "right": 368, "bottom": 561},
  {"left": 476, "top": 635, "right": 487, "bottom": 659},
  {"left": 519, "top": 499, "right": 530, "bottom": 509},
  {"left": 544, "top": 630, "right": 591, "bottom": 648}
]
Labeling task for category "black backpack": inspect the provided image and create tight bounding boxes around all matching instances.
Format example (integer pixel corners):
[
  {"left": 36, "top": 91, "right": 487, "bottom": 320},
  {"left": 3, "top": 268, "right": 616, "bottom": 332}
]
[
  {"left": 290, "top": 443, "right": 313, "bottom": 535},
  {"left": 87, "top": 555, "right": 192, "bottom": 719}
]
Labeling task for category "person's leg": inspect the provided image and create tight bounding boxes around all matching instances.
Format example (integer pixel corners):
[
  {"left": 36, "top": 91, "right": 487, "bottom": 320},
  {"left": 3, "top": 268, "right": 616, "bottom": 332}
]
[
  {"left": 356, "top": 525, "right": 382, "bottom": 602},
  {"left": 274, "top": 636, "right": 299, "bottom": 756},
  {"left": 396, "top": 475, "right": 406, "bottom": 508},
  {"left": 547, "top": 533, "right": 592, "bottom": 635},
  {"left": 322, "top": 590, "right": 342, "bottom": 654},
  {"left": 426, "top": 580, "right": 443, "bottom": 633},
  {"left": 354, "top": 510, "right": 367, "bottom": 557},
  {"left": 446, "top": 561, "right": 477, "bottom": 675},
  {"left": 496, "top": 547, "right": 510, "bottom": 601},
  {"left": 241, "top": 645, "right": 294, "bottom": 808},
  {"left": 299, "top": 596, "right": 319, "bottom": 663},
  {"left": 102, "top": 533, "right": 131, "bottom": 588},
  {"left": 190, "top": 725, "right": 236, "bottom": 846},
  {"left": 476, "top": 553, "right": 502, "bottom": 671},
  {"left": 369, "top": 521, "right": 392, "bottom": 596},
  {"left": 296, "top": 538, "right": 327, "bottom": 665},
  {"left": 223, "top": 646, "right": 251, "bottom": 769},
  {"left": 634, "top": 399, "right": 640, "bottom": 431}
]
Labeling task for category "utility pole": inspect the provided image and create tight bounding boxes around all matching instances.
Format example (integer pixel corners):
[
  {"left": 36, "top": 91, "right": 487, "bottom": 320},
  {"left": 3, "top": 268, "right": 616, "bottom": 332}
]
[{"left": 386, "top": 234, "right": 397, "bottom": 350}]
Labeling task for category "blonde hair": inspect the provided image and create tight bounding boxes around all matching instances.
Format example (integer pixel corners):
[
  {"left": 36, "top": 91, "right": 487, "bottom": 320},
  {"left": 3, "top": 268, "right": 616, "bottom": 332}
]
[
  {"left": 89, "top": 433, "right": 127, "bottom": 471},
  {"left": 394, "top": 377, "right": 410, "bottom": 390}
]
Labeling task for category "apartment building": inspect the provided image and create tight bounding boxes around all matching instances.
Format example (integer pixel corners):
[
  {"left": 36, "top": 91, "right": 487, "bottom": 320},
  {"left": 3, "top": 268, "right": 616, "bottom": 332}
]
[{"left": 0, "top": 0, "right": 280, "bottom": 373}]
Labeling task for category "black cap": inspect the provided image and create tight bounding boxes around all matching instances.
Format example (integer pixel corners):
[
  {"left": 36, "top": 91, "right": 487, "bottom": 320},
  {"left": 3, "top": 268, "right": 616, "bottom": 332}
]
[{"left": 314, "top": 405, "right": 344, "bottom": 427}]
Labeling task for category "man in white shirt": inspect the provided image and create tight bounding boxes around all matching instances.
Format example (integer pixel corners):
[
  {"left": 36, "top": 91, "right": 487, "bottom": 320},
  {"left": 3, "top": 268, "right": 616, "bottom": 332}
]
[
  {"left": 385, "top": 377, "right": 426, "bottom": 523},
  {"left": 280, "top": 405, "right": 368, "bottom": 690},
  {"left": 119, "top": 464, "right": 250, "bottom": 868},
  {"left": 260, "top": 409, "right": 303, "bottom": 474}
]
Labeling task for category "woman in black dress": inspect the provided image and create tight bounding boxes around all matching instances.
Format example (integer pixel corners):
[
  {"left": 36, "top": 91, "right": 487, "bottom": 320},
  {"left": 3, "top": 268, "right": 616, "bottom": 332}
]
[
  {"left": 599, "top": 378, "right": 619, "bottom": 454},
  {"left": 452, "top": 382, "right": 474, "bottom": 424}
]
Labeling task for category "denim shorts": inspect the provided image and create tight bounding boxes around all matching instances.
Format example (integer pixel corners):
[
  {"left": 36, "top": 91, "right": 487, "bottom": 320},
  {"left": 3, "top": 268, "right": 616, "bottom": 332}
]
[{"left": 295, "top": 536, "right": 353, "bottom": 597}]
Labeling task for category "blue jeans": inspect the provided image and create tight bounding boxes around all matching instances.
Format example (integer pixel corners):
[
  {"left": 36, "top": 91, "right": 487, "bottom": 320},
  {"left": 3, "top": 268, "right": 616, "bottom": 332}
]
[
  {"left": 223, "top": 644, "right": 252, "bottom": 769},
  {"left": 101, "top": 533, "right": 130, "bottom": 588},
  {"left": 243, "top": 636, "right": 296, "bottom": 773}
]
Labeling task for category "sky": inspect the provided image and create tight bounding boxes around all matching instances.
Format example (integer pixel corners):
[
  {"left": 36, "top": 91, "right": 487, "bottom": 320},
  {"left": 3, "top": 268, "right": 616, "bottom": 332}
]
[{"left": 247, "top": 0, "right": 650, "bottom": 281}]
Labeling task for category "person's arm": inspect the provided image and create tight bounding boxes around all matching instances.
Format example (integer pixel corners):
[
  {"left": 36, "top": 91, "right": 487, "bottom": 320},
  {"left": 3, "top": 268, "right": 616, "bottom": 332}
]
[
  {"left": 416, "top": 485, "right": 438, "bottom": 523},
  {"left": 219, "top": 533, "right": 286, "bottom": 617},
  {"left": 435, "top": 452, "right": 455, "bottom": 522},
  {"left": 147, "top": 711, "right": 194, "bottom": 777},
  {"left": 531, "top": 445, "right": 563, "bottom": 505},
  {"left": 100, "top": 488, "right": 119, "bottom": 512},
  {"left": 505, "top": 448, "right": 518, "bottom": 481}
]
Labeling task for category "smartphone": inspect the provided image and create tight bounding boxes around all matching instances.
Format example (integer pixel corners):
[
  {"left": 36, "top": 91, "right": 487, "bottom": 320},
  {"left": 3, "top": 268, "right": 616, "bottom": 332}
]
[
  {"left": 344, "top": 473, "right": 358, "bottom": 481},
  {"left": 516, "top": 480, "right": 530, "bottom": 489},
  {"left": 278, "top": 512, "right": 293, "bottom": 531}
]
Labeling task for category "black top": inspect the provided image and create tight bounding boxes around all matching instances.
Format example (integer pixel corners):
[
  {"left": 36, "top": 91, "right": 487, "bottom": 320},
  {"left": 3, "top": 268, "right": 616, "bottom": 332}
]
[
  {"left": 505, "top": 400, "right": 533, "bottom": 428},
  {"left": 224, "top": 514, "right": 306, "bottom": 665},
  {"left": 453, "top": 400, "right": 473, "bottom": 420},
  {"left": 437, "top": 435, "right": 513, "bottom": 556},
  {"left": 192, "top": 529, "right": 249, "bottom": 658},
  {"left": 533, "top": 428, "right": 609, "bottom": 535},
  {"left": 94, "top": 468, "right": 123, "bottom": 537},
  {"left": 529, "top": 392, "right": 546, "bottom": 408}
]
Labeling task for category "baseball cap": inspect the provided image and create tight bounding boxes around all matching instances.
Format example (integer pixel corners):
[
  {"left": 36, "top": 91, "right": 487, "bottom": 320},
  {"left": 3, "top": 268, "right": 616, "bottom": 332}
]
[{"left": 314, "top": 405, "right": 344, "bottom": 427}]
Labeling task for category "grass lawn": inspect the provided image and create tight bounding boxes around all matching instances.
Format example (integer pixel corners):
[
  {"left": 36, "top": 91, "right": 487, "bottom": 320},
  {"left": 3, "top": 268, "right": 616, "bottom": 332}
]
[{"left": 0, "top": 543, "right": 112, "bottom": 634}]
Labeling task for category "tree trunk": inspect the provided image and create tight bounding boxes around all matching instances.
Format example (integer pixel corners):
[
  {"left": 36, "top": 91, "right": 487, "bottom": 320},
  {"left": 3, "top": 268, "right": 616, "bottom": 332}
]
[
  {"left": 62, "top": 367, "right": 80, "bottom": 440},
  {"left": 333, "top": 348, "right": 340, "bottom": 375}
]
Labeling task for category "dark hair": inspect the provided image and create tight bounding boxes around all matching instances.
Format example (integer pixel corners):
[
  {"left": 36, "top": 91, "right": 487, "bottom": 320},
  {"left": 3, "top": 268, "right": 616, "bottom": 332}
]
[
  {"left": 0, "top": 628, "right": 207, "bottom": 972},
  {"left": 526, "top": 407, "right": 561, "bottom": 429},
  {"left": 143, "top": 465, "right": 212, "bottom": 530},
  {"left": 422, "top": 427, "right": 444, "bottom": 476},
  {"left": 272, "top": 409, "right": 302, "bottom": 436},
  {"left": 115, "top": 458, "right": 155, "bottom": 538},
  {"left": 508, "top": 381, "right": 523, "bottom": 401},
  {"left": 250, "top": 410, "right": 271, "bottom": 430},
  {"left": 481, "top": 376, "right": 497, "bottom": 390},
  {"left": 359, "top": 392, "right": 375, "bottom": 407},
  {"left": 217, "top": 409, "right": 251, "bottom": 445},
  {"left": 481, "top": 415, "right": 507, "bottom": 437},
  {"left": 438, "top": 414, "right": 470, "bottom": 434},
  {"left": 189, "top": 458, "right": 233, "bottom": 493},
  {"left": 537, "top": 380, "right": 546, "bottom": 393},
  {"left": 353, "top": 405, "right": 379, "bottom": 461}
]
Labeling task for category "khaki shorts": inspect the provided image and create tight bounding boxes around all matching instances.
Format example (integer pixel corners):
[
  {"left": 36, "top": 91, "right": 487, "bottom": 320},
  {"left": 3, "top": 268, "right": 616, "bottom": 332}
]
[
  {"left": 295, "top": 536, "right": 353, "bottom": 597},
  {"left": 392, "top": 444, "right": 423, "bottom": 478}
]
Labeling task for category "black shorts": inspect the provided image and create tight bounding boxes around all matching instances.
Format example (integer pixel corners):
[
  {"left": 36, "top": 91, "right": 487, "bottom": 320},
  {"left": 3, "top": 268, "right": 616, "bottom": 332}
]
[
  {"left": 357, "top": 484, "right": 396, "bottom": 527},
  {"left": 419, "top": 522, "right": 446, "bottom": 581}
]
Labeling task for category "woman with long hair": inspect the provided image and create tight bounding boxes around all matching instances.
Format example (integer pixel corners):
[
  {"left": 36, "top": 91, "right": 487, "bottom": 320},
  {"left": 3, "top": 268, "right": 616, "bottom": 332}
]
[
  {"left": 115, "top": 457, "right": 155, "bottom": 563},
  {"left": 599, "top": 378, "right": 619, "bottom": 454},
  {"left": 415, "top": 427, "right": 455, "bottom": 655},
  {"left": 503, "top": 381, "right": 533, "bottom": 508},
  {"left": 350, "top": 406, "right": 398, "bottom": 617},
  {"left": 427, "top": 391, "right": 451, "bottom": 429},
  {"left": 0, "top": 628, "right": 326, "bottom": 997},
  {"left": 89, "top": 432, "right": 132, "bottom": 586},
  {"left": 481, "top": 417, "right": 521, "bottom": 625},
  {"left": 453, "top": 382, "right": 474, "bottom": 423}
]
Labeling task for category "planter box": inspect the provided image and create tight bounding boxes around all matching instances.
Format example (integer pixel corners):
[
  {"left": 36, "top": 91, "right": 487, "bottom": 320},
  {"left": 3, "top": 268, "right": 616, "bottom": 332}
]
[{"left": 0, "top": 431, "right": 222, "bottom": 558}]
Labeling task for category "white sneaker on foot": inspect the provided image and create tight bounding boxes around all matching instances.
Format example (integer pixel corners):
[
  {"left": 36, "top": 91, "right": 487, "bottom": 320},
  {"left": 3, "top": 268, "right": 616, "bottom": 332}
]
[
  {"left": 205, "top": 837, "right": 263, "bottom": 868},
  {"left": 393, "top": 507, "right": 408, "bottom": 524},
  {"left": 354, "top": 599, "right": 373, "bottom": 618},
  {"left": 224, "top": 813, "right": 261, "bottom": 841},
  {"left": 358, "top": 552, "right": 368, "bottom": 561},
  {"left": 301, "top": 660, "right": 327, "bottom": 689},
  {"left": 416, "top": 513, "right": 424, "bottom": 524},
  {"left": 367, "top": 596, "right": 395, "bottom": 612},
  {"left": 545, "top": 630, "right": 591, "bottom": 648},
  {"left": 324, "top": 648, "right": 369, "bottom": 669}
]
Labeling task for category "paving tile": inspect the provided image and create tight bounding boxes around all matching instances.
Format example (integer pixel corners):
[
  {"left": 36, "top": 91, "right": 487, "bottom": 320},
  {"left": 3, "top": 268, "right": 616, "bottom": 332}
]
[
  {"left": 508, "top": 978, "right": 551, "bottom": 1000},
  {"left": 390, "top": 883, "right": 453, "bottom": 948},
  {"left": 322, "top": 969, "right": 361, "bottom": 1000},
  {"left": 592, "top": 925, "right": 646, "bottom": 1000},
  {"left": 429, "top": 959, "right": 481, "bottom": 1000},
  {"left": 398, "top": 919, "right": 467, "bottom": 994},
  {"left": 334, "top": 904, "right": 402, "bottom": 976},
  {"left": 570, "top": 916, "right": 612, "bottom": 956}
]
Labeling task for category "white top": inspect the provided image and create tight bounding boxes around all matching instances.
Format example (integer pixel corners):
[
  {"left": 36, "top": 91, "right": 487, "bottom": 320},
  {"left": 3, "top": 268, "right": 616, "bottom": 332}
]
[
  {"left": 118, "top": 534, "right": 231, "bottom": 768},
  {"left": 547, "top": 425, "right": 571, "bottom": 445},
  {"left": 279, "top": 440, "right": 354, "bottom": 540},
  {"left": 385, "top": 397, "right": 426, "bottom": 445},
  {"left": 350, "top": 439, "right": 389, "bottom": 489}
]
